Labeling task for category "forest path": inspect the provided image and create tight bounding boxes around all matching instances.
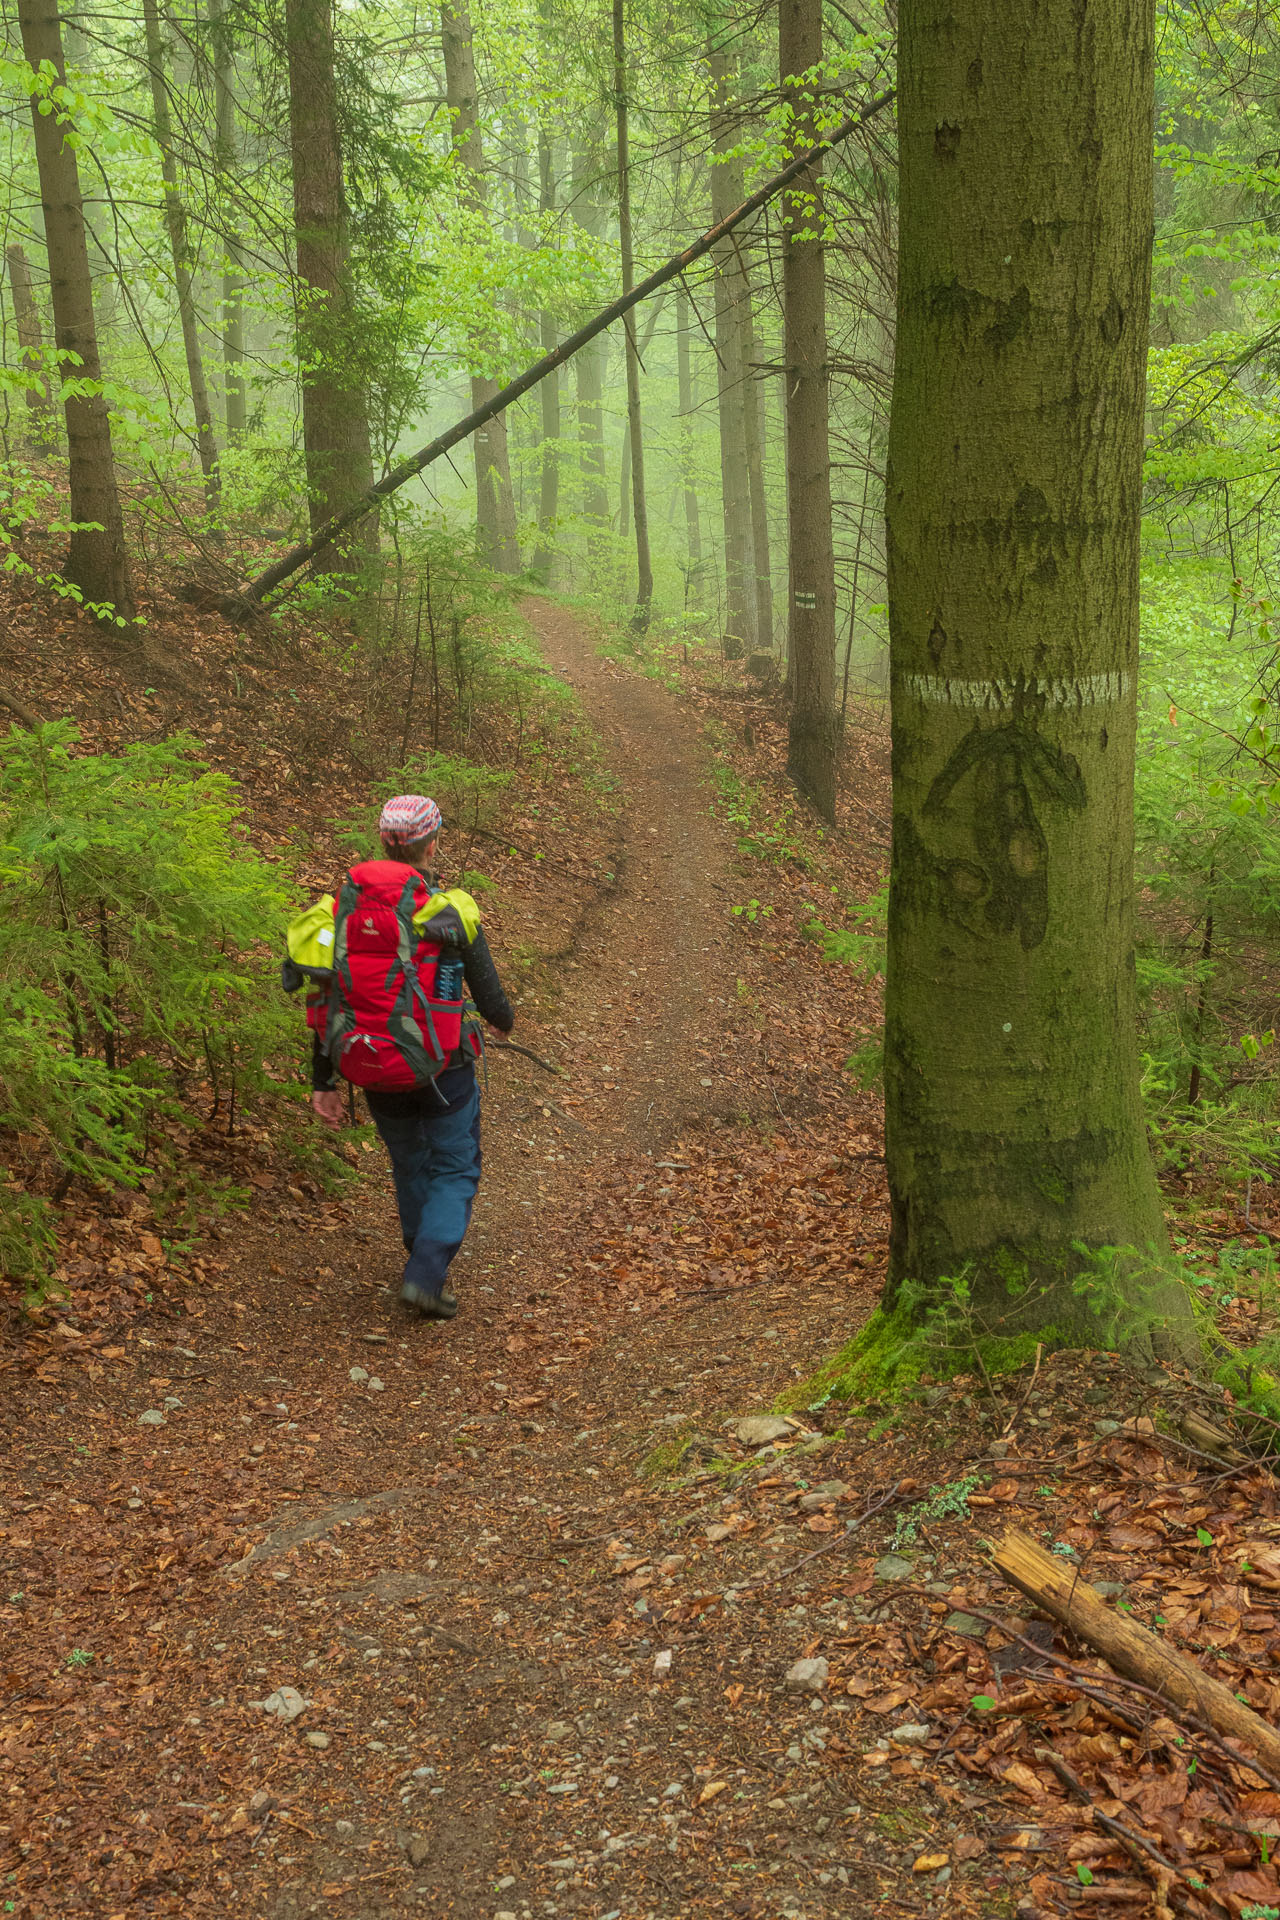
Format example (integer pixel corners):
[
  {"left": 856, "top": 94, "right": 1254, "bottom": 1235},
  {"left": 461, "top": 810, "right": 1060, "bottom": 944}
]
[{"left": 4, "top": 600, "right": 902, "bottom": 1920}]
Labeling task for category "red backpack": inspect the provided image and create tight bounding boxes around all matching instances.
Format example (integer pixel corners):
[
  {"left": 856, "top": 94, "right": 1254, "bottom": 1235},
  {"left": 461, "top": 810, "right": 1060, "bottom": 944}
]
[{"left": 313, "top": 861, "right": 469, "bottom": 1091}]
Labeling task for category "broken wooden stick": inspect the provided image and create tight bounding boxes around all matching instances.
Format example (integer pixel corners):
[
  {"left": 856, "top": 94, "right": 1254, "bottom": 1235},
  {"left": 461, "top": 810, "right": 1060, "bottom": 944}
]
[{"left": 993, "top": 1527, "right": 1280, "bottom": 1781}]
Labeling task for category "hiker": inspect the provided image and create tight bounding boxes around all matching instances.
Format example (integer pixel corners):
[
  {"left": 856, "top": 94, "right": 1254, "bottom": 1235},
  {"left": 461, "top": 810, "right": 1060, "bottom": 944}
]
[{"left": 284, "top": 794, "right": 514, "bottom": 1319}]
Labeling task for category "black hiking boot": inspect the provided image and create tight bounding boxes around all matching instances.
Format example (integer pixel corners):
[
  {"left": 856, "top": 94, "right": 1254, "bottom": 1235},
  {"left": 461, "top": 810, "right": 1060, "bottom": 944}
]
[{"left": 400, "top": 1278, "right": 458, "bottom": 1320}]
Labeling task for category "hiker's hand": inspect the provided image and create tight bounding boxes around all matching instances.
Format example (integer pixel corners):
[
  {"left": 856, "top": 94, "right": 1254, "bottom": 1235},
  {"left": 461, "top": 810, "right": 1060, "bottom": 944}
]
[
  {"left": 488, "top": 1024, "right": 512, "bottom": 1042},
  {"left": 312, "top": 1090, "right": 344, "bottom": 1130}
]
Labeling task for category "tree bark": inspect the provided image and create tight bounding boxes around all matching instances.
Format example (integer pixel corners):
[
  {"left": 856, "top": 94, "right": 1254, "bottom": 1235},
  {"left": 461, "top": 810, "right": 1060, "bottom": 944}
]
[
  {"left": 210, "top": 0, "right": 247, "bottom": 443},
  {"left": 738, "top": 258, "right": 774, "bottom": 651},
  {"left": 883, "top": 0, "right": 1188, "bottom": 1351},
  {"left": 531, "top": 126, "right": 559, "bottom": 578},
  {"left": 284, "top": 0, "right": 375, "bottom": 564},
  {"left": 709, "top": 44, "right": 754, "bottom": 657},
  {"left": 569, "top": 145, "right": 609, "bottom": 528},
  {"left": 613, "top": 0, "right": 652, "bottom": 629},
  {"left": 4, "top": 243, "right": 57, "bottom": 449},
  {"left": 675, "top": 280, "right": 702, "bottom": 595},
  {"left": 143, "top": 0, "right": 221, "bottom": 514},
  {"left": 781, "top": 0, "right": 837, "bottom": 820},
  {"left": 17, "top": 0, "right": 134, "bottom": 618},
  {"left": 440, "top": 0, "right": 520, "bottom": 573}
]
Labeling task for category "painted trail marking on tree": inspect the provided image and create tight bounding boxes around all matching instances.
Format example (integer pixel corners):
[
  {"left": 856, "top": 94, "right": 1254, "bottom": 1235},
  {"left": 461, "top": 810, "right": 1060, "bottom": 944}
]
[{"left": 901, "top": 670, "right": 1132, "bottom": 712}]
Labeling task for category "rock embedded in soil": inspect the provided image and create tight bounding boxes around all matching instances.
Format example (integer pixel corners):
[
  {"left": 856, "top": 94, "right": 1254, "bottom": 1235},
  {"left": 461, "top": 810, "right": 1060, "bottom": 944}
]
[
  {"left": 873, "top": 1555, "right": 916, "bottom": 1583},
  {"left": 889, "top": 1722, "right": 932, "bottom": 1747},
  {"left": 255, "top": 1686, "right": 307, "bottom": 1722},
  {"left": 137, "top": 1410, "right": 166, "bottom": 1427},
  {"left": 304, "top": 1731, "right": 330, "bottom": 1749},
  {"left": 732, "top": 1415, "right": 793, "bottom": 1447},
  {"left": 784, "top": 1656, "right": 829, "bottom": 1693},
  {"left": 799, "top": 1481, "right": 848, "bottom": 1512}
]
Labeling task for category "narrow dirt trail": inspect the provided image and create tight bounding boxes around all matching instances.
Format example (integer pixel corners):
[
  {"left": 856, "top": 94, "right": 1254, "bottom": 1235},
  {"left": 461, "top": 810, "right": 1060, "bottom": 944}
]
[
  {"left": 518, "top": 595, "right": 767, "bottom": 1149},
  {"left": 2, "top": 601, "right": 898, "bottom": 1920}
]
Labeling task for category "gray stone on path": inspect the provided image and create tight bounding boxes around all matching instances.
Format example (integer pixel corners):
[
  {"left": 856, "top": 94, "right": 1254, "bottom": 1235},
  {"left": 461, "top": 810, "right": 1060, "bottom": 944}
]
[
  {"left": 396, "top": 1830, "right": 432, "bottom": 1867},
  {"left": 349, "top": 1366, "right": 369, "bottom": 1384},
  {"left": 732, "top": 1415, "right": 794, "bottom": 1447},
  {"left": 1094, "top": 1419, "right": 1121, "bottom": 1436},
  {"left": 544, "top": 1720, "right": 574, "bottom": 1743},
  {"left": 305, "top": 1731, "right": 330, "bottom": 1749},
  {"left": 255, "top": 1686, "right": 307, "bottom": 1723},
  {"left": 799, "top": 1481, "right": 848, "bottom": 1512},
  {"left": 873, "top": 1555, "right": 916, "bottom": 1583},
  {"left": 784, "top": 1656, "right": 828, "bottom": 1693},
  {"left": 137, "top": 1410, "right": 166, "bottom": 1427},
  {"left": 889, "top": 1722, "right": 932, "bottom": 1746}
]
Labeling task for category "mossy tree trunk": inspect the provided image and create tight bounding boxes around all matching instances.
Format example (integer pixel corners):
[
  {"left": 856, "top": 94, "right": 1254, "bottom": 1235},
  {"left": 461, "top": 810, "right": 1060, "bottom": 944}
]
[
  {"left": 613, "top": 0, "right": 652, "bottom": 630},
  {"left": 285, "top": 0, "right": 376, "bottom": 566},
  {"left": 709, "top": 43, "right": 754, "bottom": 658},
  {"left": 781, "top": 0, "right": 837, "bottom": 822},
  {"left": 883, "top": 0, "right": 1192, "bottom": 1355},
  {"left": 18, "top": 0, "right": 135, "bottom": 619}
]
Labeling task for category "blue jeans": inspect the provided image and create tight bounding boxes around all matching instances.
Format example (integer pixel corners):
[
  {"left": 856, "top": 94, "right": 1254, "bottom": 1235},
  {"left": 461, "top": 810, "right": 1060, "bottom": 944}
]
[{"left": 365, "top": 1065, "right": 482, "bottom": 1299}]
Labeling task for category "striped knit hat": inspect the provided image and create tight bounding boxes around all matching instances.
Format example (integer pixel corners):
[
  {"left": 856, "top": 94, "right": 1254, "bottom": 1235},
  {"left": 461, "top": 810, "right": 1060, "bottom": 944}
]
[{"left": 378, "top": 794, "right": 442, "bottom": 846}]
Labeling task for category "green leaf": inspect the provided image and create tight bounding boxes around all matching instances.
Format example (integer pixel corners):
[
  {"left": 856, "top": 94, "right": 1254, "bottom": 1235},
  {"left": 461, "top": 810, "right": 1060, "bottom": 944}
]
[
  {"left": 1196, "top": 1527, "right": 1214, "bottom": 1547},
  {"left": 1076, "top": 1865, "right": 1094, "bottom": 1886},
  {"left": 970, "top": 1695, "right": 996, "bottom": 1712}
]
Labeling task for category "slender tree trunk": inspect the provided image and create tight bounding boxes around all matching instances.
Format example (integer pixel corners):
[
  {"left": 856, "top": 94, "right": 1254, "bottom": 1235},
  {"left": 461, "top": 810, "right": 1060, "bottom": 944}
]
[
  {"left": 284, "top": 0, "right": 375, "bottom": 562},
  {"left": 210, "top": 0, "right": 247, "bottom": 442},
  {"left": 4, "top": 243, "right": 57, "bottom": 449},
  {"left": 738, "top": 258, "right": 774, "bottom": 650},
  {"left": 781, "top": 0, "right": 837, "bottom": 820},
  {"left": 709, "top": 44, "right": 754, "bottom": 657},
  {"left": 17, "top": 0, "right": 134, "bottom": 618},
  {"left": 532, "top": 127, "right": 559, "bottom": 578},
  {"left": 143, "top": 0, "right": 220, "bottom": 513},
  {"left": 883, "top": 0, "right": 1189, "bottom": 1354},
  {"left": 613, "top": 0, "right": 652, "bottom": 629},
  {"left": 570, "top": 146, "right": 609, "bottom": 527},
  {"left": 616, "top": 294, "right": 665, "bottom": 544},
  {"left": 675, "top": 281, "right": 702, "bottom": 593},
  {"left": 440, "top": 0, "right": 520, "bottom": 572}
]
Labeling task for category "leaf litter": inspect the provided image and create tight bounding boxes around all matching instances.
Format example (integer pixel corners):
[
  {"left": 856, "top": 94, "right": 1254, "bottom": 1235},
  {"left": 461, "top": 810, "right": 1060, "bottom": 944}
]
[{"left": 0, "top": 583, "right": 1277, "bottom": 1916}]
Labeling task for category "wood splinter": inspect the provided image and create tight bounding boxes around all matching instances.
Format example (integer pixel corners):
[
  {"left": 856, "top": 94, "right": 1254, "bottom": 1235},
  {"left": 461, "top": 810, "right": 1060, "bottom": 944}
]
[{"left": 993, "top": 1527, "right": 1280, "bottom": 1781}]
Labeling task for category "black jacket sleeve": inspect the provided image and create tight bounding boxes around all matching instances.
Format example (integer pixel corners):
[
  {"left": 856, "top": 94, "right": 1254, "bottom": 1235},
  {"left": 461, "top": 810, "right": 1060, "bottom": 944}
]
[
  {"left": 463, "top": 926, "right": 514, "bottom": 1032},
  {"left": 312, "top": 1029, "right": 338, "bottom": 1092}
]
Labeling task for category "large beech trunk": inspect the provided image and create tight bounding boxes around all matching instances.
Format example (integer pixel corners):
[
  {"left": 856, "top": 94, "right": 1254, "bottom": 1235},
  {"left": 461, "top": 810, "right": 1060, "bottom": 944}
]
[
  {"left": 883, "top": 0, "right": 1190, "bottom": 1354},
  {"left": 17, "top": 0, "right": 134, "bottom": 618},
  {"left": 440, "top": 0, "right": 520, "bottom": 573},
  {"left": 780, "top": 0, "right": 837, "bottom": 820},
  {"left": 285, "top": 0, "right": 375, "bottom": 563}
]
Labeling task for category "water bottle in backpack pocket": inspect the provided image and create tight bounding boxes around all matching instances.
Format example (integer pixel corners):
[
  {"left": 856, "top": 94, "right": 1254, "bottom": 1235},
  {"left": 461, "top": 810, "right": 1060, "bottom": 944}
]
[{"left": 434, "top": 956, "right": 465, "bottom": 1003}]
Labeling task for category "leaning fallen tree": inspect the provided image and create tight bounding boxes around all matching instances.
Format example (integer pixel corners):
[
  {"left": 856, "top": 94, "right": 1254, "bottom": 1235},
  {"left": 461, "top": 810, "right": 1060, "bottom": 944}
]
[{"left": 237, "top": 84, "right": 895, "bottom": 608}]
